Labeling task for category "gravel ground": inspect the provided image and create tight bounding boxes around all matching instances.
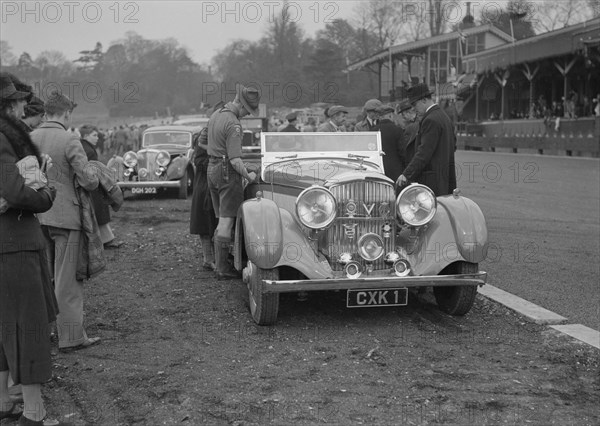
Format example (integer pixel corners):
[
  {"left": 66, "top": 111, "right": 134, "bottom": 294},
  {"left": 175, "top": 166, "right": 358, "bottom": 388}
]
[{"left": 3, "top": 190, "right": 597, "bottom": 426}]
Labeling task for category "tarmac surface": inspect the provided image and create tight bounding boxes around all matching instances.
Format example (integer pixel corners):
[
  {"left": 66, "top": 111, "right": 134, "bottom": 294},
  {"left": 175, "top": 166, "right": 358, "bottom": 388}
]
[{"left": 455, "top": 150, "right": 599, "bottom": 331}]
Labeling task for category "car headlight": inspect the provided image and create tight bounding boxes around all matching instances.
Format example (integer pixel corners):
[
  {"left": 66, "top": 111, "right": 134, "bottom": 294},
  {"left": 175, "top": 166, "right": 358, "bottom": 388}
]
[
  {"left": 156, "top": 151, "right": 170, "bottom": 167},
  {"left": 295, "top": 186, "right": 337, "bottom": 229},
  {"left": 123, "top": 151, "right": 138, "bottom": 168},
  {"left": 396, "top": 184, "right": 437, "bottom": 226}
]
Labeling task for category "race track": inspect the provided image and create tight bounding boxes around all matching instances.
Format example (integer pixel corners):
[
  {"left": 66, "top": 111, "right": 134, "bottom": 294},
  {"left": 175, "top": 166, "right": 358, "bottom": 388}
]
[{"left": 455, "top": 151, "right": 600, "bottom": 330}]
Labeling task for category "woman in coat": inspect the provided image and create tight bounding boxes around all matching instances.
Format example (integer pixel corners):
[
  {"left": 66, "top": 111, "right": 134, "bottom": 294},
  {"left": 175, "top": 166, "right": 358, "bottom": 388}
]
[
  {"left": 79, "top": 125, "right": 121, "bottom": 248},
  {"left": 189, "top": 126, "right": 217, "bottom": 270},
  {"left": 0, "top": 73, "right": 65, "bottom": 424}
]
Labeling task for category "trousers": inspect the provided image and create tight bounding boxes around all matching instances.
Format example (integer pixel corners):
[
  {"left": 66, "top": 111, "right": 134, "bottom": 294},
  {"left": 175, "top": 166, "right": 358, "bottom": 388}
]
[{"left": 44, "top": 226, "right": 89, "bottom": 348}]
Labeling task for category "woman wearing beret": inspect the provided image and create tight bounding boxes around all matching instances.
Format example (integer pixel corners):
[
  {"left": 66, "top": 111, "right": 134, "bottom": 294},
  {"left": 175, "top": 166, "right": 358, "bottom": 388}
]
[{"left": 0, "top": 73, "right": 68, "bottom": 425}]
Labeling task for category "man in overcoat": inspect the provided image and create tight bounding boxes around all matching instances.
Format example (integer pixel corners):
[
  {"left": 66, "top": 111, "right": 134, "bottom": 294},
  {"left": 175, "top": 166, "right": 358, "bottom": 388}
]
[
  {"left": 396, "top": 84, "right": 457, "bottom": 196},
  {"left": 31, "top": 92, "right": 101, "bottom": 350}
]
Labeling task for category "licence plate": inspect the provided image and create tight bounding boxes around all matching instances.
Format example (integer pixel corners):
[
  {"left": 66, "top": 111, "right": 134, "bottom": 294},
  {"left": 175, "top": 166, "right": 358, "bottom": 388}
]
[
  {"left": 131, "top": 187, "right": 157, "bottom": 194},
  {"left": 346, "top": 288, "right": 408, "bottom": 308}
]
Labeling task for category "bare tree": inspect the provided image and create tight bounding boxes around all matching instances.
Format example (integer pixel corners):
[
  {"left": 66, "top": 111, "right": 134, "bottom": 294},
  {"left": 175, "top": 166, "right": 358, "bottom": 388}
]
[
  {"left": 0, "top": 40, "right": 17, "bottom": 67},
  {"left": 353, "top": 0, "right": 405, "bottom": 50},
  {"left": 534, "top": 0, "right": 596, "bottom": 33}
]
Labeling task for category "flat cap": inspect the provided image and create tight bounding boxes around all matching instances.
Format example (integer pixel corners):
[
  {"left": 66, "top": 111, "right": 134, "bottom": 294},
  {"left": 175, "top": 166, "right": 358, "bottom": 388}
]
[
  {"left": 364, "top": 98, "right": 383, "bottom": 112},
  {"left": 327, "top": 105, "right": 348, "bottom": 117},
  {"left": 377, "top": 104, "right": 395, "bottom": 114},
  {"left": 286, "top": 112, "right": 297, "bottom": 122},
  {"left": 396, "top": 99, "right": 412, "bottom": 113}
]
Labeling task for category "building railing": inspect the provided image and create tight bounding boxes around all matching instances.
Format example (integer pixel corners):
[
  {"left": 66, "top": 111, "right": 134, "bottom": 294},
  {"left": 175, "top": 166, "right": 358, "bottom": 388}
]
[{"left": 456, "top": 117, "right": 599, "bottom": 157}]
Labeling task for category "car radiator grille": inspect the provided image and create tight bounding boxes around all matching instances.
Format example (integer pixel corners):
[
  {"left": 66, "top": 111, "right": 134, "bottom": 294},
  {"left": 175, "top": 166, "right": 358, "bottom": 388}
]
[
  {"left": 137, "top": 151, "right": 159, "bottom": 181},
  {"left": 325, "top": 181, "right": 397, "bottom": 271}
]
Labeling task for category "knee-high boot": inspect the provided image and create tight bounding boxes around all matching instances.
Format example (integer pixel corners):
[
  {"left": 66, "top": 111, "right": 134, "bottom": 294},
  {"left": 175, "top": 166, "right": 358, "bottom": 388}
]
[{"left": 214, "top": 236, "right": 240, "bottom": 280}]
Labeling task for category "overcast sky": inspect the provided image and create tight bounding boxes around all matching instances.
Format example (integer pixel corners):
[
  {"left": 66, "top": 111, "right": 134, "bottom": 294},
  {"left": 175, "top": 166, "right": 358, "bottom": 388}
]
[{"left": 1, "top": 1, "right": 360, "bottom": 64}]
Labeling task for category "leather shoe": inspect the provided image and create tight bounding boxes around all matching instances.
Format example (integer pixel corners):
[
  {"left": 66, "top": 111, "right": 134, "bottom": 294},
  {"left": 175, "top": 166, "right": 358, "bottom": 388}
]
[
  {"left": 19, "top": 415, "right": 73, "bottom": 426},
  {"left": 104, "top": 240, "right": 124, "bottom": 249},
  {"left": 59, "top": 337, "right": 101, "bottom": 352},
  {"left": 0, "top": 402, "right": 23, "bottom": 420},
  {"left": 216, "top": 268, "right": 242, "bottom": 280}
]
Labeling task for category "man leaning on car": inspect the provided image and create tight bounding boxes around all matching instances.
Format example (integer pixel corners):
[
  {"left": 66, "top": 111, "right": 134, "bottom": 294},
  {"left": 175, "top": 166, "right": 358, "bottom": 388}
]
[
  {"left": 396, "top": 83, "right": 457, "bottom": 196},
  {"left": 207, "top": 84, "right": 260, "bottom": 280}
]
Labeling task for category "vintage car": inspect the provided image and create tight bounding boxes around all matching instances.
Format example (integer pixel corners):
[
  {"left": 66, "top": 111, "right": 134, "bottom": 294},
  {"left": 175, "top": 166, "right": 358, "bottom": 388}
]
[
  {"left": 107, "top": 125, "right": 200, "bottom": 199},
  {"left": 240, "top": 116, "right": 268, "bottom": 147},
  {"left": 234, "top": 132, "right": 488, "bottom": 325},
  {"left": 172, "top": 116, "right": 210, "bottom": 128}
]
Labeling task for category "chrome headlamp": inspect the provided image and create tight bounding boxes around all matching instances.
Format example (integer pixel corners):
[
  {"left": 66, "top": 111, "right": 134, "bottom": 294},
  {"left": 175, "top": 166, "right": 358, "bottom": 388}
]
[
  {"left": 156, "top": 151, "right": 170, "bottom": 167},
  {"left": 396, "top": 184, "right": 437, "bottom": 226},
  {"left": 123, "top": 151, "right": 138, "bottom": 168},
  {"left": 295, "top": 186, "right": 337, "bottom": 229}
]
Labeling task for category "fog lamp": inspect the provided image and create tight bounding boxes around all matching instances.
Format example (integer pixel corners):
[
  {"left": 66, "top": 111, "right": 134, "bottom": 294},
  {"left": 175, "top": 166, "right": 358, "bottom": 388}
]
[
  {"left": 393, "top": 260, "right": 411, "bottom": 277},
  {"left": 344, "top": 261, "right": 362, "bottom": 279},
  {"left": 155, "top": 166, "right": 166, "bottom": 176},
  {"left": 124, "top": 168, "right": 133, "bottom": 177}
]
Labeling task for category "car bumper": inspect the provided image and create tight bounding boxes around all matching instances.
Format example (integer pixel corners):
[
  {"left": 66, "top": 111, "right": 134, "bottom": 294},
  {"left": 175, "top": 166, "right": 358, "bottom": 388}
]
[
  {"left": 260, "top": 272, "right": 487, "bottom": 294},
  {"left": 117, "top": 181, "right": 180, "bottom": 189}
]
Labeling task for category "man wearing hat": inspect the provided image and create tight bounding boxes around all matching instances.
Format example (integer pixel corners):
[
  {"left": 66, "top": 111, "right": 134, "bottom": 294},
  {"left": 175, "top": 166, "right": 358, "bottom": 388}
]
[
  {"left": 396, "top": 84, "right": 456, "bottom": 196},
  {"left": 396, "top": 99, "right": 419, "bottom": 166},
  {"left": 279, "top": 112, "right": 300, "bottom": 132},
  {"left": 355, "top": 98, "right": 383, "bottom": 131},
  {"left": 207, "top": 84, "right": 260, "bottom": 280},
  {"left": 317, "top": 105, "right": 348, "bottom": 132},
  {"left": 31, "top": 91, "right": 102, "bottom": 351},
  {"left": 376, "top": 104, "right": 406, "bottom": 184}
]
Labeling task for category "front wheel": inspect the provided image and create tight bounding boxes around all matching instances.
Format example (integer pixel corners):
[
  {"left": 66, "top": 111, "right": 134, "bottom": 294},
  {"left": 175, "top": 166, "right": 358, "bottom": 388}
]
[
  {"left": 178, "top": 168, "right": 192, "bottom": 199},
  {"left": 434, "top": 262, "right": 478, "bottom": 315},
  {"left": 245, "top": 261, "right": 279, "bottom": 325}
]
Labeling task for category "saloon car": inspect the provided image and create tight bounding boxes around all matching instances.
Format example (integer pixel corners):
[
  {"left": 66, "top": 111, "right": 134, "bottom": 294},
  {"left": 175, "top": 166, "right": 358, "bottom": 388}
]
[
  {"left": 234, "top": 132, "right": 488, "bottom": 325},
  {"left": 107, "top": 125, "right": 199, "bottom": 199}
]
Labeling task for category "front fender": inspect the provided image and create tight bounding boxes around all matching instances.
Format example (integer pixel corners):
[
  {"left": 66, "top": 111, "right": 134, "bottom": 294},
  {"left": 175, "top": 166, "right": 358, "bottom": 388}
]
[
  {"left": 437, "top": 195, "right": 488, "bottom": 263},
  {"left": 407, "top": 194, "right": 487, "bottom": 275},
  {"left": 106, "top": 156, "right": 125, "bottom": 182},
  {"left": 236, "top": 197, "right": 333, "bottom": 279},
  {"left": 238, "top": 197, "right": 284, "bottom": 269},
  {"left": 166, "top": 156, "right": 188, "bottom": 180}
]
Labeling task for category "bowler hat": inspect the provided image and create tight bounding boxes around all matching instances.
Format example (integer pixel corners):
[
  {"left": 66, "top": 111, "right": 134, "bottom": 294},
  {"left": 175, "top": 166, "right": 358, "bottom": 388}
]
[
  {"left": 407, "top": 83, "right": 433, "bottom": 104},
  {"left": 236, "top": 84, "right": 261, "bottom": 116},
  {"left": 44, "top": 91, "right": 77, "bottom": 116},
  {"left": 24, "top": 95, "right": 45, "bottom": 117},
  {"left": 327, "top": 105, "right": 348, "bottom": 117},
  {"left": 0, "top": 73, "right": 31, "bottom": 101},
  {"left": 286, "top": 112, "right": 297, "bottom": 122},
  {"left": 364, "top": 98, "right": 383, "bottom": 112},
  {"left": 396, "top": 99, "right": 413, "bottom": 113}
]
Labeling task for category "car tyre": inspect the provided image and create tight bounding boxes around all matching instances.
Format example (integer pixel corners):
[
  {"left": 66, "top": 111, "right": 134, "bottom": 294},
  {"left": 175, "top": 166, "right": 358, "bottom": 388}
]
[
  {"left": 434, "top": 262, "right": 478, "bottom": 315},
  {"left": 178, "top": 168, "right": 190, "bottom": 199},
  {"left": 246, "top": 261, "right": 279, "bottom": 325}
]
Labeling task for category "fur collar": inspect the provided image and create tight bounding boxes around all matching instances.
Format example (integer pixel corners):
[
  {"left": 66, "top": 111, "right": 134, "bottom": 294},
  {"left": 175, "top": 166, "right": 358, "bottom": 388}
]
[{"left": 0, "top": 114, "right": 42, "bottom": 163}]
